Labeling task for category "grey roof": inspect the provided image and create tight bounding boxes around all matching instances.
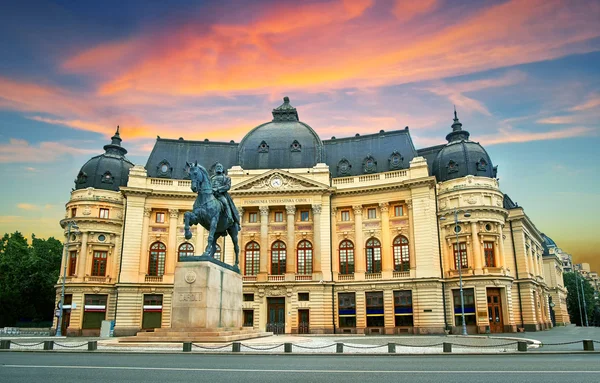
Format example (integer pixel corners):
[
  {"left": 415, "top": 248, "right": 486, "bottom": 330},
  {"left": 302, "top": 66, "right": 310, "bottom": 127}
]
[
  {"left": 541, "top": 233, "right": 557, "bottom": 257},
  {"left": 503, "top": 194, "right": 518, "bottom": 209},
  {"left": 74, "top": 127, "right": 134, "bottom": 192},
  {"left": 417, "top": 144, "right": 446, "bottom": 176},
  {"left": 146, "top": 138, "right": 239, "bottom": 179},
  {"left": 323, "top": 128, "right": 417, "bottom": 178},
  {"left": 237, "top": 97, "right": 323, "bottom": 170},
  {"left": 431, "top": 111, "right": 497, "bottom": 182}
]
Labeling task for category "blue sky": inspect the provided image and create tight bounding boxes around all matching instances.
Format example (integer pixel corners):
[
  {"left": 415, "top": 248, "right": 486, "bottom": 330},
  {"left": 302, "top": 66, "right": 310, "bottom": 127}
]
[{"left": 0, "top": 0, "right": 599, "bottom": 270}]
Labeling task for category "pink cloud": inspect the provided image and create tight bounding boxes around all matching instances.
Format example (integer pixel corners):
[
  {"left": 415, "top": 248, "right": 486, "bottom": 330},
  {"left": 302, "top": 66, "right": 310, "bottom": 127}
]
[{"left": 479, "top": 126, "right": 595, "bottom": 145}]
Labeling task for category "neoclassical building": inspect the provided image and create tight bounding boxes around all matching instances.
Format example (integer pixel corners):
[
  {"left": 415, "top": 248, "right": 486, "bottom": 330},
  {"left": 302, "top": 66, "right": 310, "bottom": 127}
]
[{"left": 55, "top": 97, "right": 569, "bottom": 336}]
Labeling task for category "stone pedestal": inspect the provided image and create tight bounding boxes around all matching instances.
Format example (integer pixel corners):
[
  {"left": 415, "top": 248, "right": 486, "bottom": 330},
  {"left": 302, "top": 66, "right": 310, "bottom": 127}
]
[
  {"left": 172, "top": 258, "right": 242, "bottom": 329},
  {"left": 120, "top": 256, "right": 270, "bottom": 343}
]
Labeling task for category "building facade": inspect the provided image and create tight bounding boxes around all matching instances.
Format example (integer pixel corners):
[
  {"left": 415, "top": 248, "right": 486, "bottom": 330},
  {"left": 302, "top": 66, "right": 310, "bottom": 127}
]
[{"left": 55, "top": 97, "right": 567, "bottom": 336}]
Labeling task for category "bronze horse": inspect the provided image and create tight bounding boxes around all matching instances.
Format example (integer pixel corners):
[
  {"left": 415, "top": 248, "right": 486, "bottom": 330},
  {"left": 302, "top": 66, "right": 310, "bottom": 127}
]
[{"left": 183, "top": 161, "right": 240, "bottom": 271}]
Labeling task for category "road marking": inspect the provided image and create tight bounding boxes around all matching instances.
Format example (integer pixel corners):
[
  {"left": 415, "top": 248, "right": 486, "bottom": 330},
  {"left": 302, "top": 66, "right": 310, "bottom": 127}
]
[{"left": 2, "top": 365, "right": 600, "bottom": 374}]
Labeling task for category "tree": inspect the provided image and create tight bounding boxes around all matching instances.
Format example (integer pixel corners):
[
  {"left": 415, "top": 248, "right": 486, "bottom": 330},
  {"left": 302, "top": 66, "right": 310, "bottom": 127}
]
[
  {"left": 0, "top": 232, "right": 63, "bottom": 327},
  {"left": 564, "top": 272, "right": 595, "bottom": 326}
]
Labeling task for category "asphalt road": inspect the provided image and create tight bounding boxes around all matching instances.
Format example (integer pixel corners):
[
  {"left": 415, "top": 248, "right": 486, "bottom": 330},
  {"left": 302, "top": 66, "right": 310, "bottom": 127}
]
[{"left": 1, "top": 352, "right": 599, "bottom": 383}]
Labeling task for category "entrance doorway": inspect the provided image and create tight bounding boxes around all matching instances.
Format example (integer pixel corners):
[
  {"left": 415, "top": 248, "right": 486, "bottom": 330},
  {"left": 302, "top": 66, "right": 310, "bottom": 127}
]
[
  {"left": 298, "top": 309, "right": 309, "bottom": 334},
  {"left": 487, "top": 288, "right": 504, "bottom": 333},
  {"left": 267, "top": 297, "right": 285, "bottom": 334}
]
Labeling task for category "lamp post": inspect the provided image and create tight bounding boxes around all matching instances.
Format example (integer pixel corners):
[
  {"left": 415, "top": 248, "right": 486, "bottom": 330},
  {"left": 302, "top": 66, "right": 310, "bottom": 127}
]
[
  {"left": 56, "top": 221, "right": 79, "bottom": 337},
  {"left": 440, "top": 209, "right": 471, "bottom": 336},
  {"left": 579, "top": 271, "right": 589, "bottom": 327}
]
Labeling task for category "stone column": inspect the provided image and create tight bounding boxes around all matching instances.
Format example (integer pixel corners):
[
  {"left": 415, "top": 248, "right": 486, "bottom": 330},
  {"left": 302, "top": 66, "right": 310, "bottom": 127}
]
[
  {"left": 236, "top": 207, "right": 244, "bottom": 270},
  {"left": 167, "top": 209, "right": 179, "bottom": 275},
  {"left": 78, "top": 232, "right": 89, "bottom": 277},
  {"left": 194, "top": 224, "right": 204, "bottom": 257},
  {"left": 406, "top": 199, "right": 416, "bottom": 276},
  {"left": 285, "top": 205, "right": 296, "bottom": 277},
  {"left": 258, "top": 206, "right": 269, "bottom": 281},
  {"left": 353, "top": 205, "right": 365, "bottom": 278},
  {"left": 379, "top": 202, "right": 392, "bottom": 276},
  {"left": 312, "top": 204, "right": 322, "bottom": 277},
  {"left": 331, "top": 208, "right": 339, "bottom": 276},
  {"left": 471, "top": 222, "right": 482, "bottom": 274},
  {"left": 139, "top": 208, "right": 151, "bottom": 277},
  {"left": 497, "top": 225, "right": 505, "bottom": 270}
]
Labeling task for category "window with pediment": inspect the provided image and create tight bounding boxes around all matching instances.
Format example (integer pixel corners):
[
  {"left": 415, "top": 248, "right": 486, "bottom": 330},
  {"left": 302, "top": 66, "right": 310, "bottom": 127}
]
[
  {"left": 290, "top": 140, "right": 302, "bottom": 152},
  {"left": 447, "top": 160, "right": 459, "bottom": 174},
  {"left": 363, "top": 155, "right": 377, "bottom": 174},
  {"left": 337, "top": 158, "right": 352, "bottom": 176},
  {"left": 258, "top": 140, "right": 269, "bottom": 153},
  {"left": 101, "top": 171, "right": 114, "bottom": 184},
  {"left": 476, "top": 158, "right": 488, "bottom": 171},
  {"left": 157, "top": 160, "right": 172, "bottom": 178},
  {"left": 388, "top": 151, "right": 404, "bottom": 170}
]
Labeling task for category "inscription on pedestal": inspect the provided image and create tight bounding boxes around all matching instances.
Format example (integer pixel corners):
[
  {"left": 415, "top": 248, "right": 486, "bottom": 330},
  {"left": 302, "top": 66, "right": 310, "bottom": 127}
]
[{"left": 179, "top": 292, "right": 202, "bottom": 302}]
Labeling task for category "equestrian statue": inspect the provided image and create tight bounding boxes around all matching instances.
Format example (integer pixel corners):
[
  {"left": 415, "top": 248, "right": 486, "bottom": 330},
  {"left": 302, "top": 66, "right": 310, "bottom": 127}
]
[{"left": 184, "top": 161, "right": 241, "bottom": 271}]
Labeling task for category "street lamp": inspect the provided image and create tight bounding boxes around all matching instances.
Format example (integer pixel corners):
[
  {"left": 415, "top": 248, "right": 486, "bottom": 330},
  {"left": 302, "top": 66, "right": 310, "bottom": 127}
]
[
  {"left": 440, "top": 209, "right": 471, "bottom": 336},
  {"left": 56, "top": 221, "right": 79, "bottom": 337}
]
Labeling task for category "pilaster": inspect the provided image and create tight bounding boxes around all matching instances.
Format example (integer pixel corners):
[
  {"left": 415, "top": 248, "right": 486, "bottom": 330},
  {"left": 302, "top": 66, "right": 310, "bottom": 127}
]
[
  {"left": 312, "top": 204, "right": 322, "bottom": 278},
  {"left": 379, "top": 202, "right": 392, "bottom": 276},
  {"left": 353, "top": 205, "right": 365, "bottom": 279},
  {"left": 285, "top": 205, "right": 296, "bottom": 278},
  {"left": 167, "top": 209, "right": 178, "bottom": 275},
  {"left": 258, "top": 206, "right": 269, "bottom": 281}
]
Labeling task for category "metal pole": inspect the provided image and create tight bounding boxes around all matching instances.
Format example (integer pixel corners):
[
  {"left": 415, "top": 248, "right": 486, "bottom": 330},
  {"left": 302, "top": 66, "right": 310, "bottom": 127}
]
[
  {"left": 574, "top": 270, "right": 583, "bottom": 327},
  {"left": 580, "top": 272, "right": 589, "bottom": 327},
  {"left": 456, "top": 209, "right": 467, "bottom": 336},
  {"left": 56, "top": 222, "right": 71, "bottom": 337}
]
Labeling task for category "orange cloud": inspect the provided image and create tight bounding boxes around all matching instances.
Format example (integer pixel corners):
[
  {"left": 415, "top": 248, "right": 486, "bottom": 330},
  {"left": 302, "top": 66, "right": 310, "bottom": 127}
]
[
  {"left": 569, "top": 94, "right": 600, "bottom": 112},
  {"left": 17, "top": 203, "right": 38, "bottom": 211},
  {"left": 479, "top": 126, "right": 595, "bottom": 145},
  {"left": 393, "top": 0, "right": 438, "bottom": 23},
  {"left": 0, "top": 138, "right": 97, "bottom": 163},
  {"left": 57, "top": 0, "right": 599, "bottom": 98}
]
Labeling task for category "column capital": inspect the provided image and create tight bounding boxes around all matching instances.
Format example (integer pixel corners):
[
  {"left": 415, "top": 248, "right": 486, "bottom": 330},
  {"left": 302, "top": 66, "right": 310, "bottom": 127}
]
[
  {"left": 259, "top": 206, "right": 270, "bottom": 216},
  {"left": 378, "top": 202, "right": 389, "bottom": 213},
  {"left": 169, "top": 209, "right": 179, "bottom": 218},
  {"left": 143, "top": 207, "right": 152, "bottom": 217},
  {"left": 311, "top": 204, "right": 322, "bottom": 215},
  {"left": 352, "top": 205, "right": 363, "bottom": 215},
  {"left": 405, "top": 199, "right": 413, "bottom": 209},
  {"left": 285, "top": 205, "right": 296, "bottom": 215},
  {"left": 331, "top": 207, "right": 337, "bottom": 216}
]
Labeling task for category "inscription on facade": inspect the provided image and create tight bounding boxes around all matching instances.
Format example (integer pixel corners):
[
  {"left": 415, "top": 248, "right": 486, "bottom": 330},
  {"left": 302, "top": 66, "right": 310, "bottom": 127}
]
[
  {"left": 242, "top": 198, "right": 312, "bottom": 205},
  {"left": 179, "top": 292, "right": 202, "bottom": 302}
]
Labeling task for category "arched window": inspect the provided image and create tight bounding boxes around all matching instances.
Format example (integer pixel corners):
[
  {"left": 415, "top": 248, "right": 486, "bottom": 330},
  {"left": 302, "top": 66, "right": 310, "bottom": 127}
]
[
  {"left": 148, "top": 242, "right": 166, "bottom": 276},
  {"left": 393, "top": 236, "right": 410, "bottom": 272},
  {"left": 339, "top": 240, "right": 355, "bottom": 275},
  {"left": 178, "top": 243, "right": 194, "bottom": 261},
  {"left": 297, "top": 240, "right": 313, "bottom": 275},
  {"left": 271, "top": 241, "right": 286, "bottom": 275},
  {"left": 214, "top": 243, "right": 221, "bottom": 261},
  {"left": 244, "top": 242, "right": 260, "bottom": 276},
  {"left": 365, "top": 238, "right": 381, "bottom": 273}
]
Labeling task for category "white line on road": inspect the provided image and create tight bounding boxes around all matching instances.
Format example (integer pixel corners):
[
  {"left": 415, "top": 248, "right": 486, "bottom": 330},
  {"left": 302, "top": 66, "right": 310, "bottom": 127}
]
[{"left": 2, "top": 365, "right": 600, "bottom": 374}]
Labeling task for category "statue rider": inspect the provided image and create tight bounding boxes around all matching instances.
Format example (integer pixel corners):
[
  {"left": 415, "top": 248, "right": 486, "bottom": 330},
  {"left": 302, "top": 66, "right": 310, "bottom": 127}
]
[{"left": 211, "top": 163, "right": 241, "bottom": 230}]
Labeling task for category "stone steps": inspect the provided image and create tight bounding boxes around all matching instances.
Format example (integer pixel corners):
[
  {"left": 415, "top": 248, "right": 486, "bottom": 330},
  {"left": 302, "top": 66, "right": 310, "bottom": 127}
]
[{"left": 119, "top": 328, "right": 272, "bottom": 343}]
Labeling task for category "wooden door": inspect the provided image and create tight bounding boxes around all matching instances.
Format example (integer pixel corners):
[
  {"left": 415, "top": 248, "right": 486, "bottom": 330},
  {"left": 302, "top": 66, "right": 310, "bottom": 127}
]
[
  {"left": 267, "top": 297, "right": 285, "bottom": 334},
  {"left": 298, "top": 309, "right": 309, "bottom": 334},
  {"left": 60, "top": 310, "right": 71, "bottom": 335},
  {"left": 487, "top": 288, "right": 504, "bottom": 333}
]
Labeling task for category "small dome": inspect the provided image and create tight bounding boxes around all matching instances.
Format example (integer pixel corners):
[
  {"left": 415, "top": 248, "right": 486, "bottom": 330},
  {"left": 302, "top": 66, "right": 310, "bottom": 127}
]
[
  {"left": 432, "top": 110, "right": 496, "bottom": 182},
  {"left": 74, "top": 127, "right": 134, "bottom": 191},
  {"left": 238, "top": 97, "right": 323, "bottom": 169}
]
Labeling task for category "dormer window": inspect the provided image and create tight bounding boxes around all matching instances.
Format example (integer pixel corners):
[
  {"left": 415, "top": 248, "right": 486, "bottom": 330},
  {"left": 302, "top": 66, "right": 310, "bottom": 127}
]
[
  {"left": 476, "top": 158, "right": 488, "bottom": 171},
  {"left": 258, "top": 141, "right": 269, "bottom": 153},
  {"left": 290, "top": 140, "right": 302, "bottom": 152},
  {"left": 388, "top": 151, "right": 404, "bottom": 170},
  {"left": 157, "top": 160, "right": 171, "bottom": 178},
  {"left": 76, "top": 171, "right": 87, "bottom": 184},
  {"left": 363, "top": 155, "right": 377, "bottom": 174},
  {"left": 337, "top": 158, "right": 352, "bottom": 176},
  {"left": 101, "top": 171, "right": 114, "bottom": 184},
  {"left": 447, "top": 160, "right": 459, "bottom": 174}
]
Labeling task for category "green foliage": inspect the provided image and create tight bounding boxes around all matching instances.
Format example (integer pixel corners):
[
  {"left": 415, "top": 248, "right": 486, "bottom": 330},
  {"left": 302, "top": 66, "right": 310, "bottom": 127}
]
[
  {"left": 0, "top": 232, "right": 63, "bottom": 327},
  {"left": 564, "top": 272, "right": 596, "bottom": 326}
]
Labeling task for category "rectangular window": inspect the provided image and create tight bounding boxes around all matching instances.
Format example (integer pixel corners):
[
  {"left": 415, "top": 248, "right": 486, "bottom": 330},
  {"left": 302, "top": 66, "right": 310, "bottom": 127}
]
[
  {"left": 243, "top": 310, "right": 254, "bottom": 327},
  {"left": 298, "top": 292, "right": 309, "bottom": 301},
  {"left": 300, "top": 211, "right": 310, "bottom": 221},
  {"left": 453, "top": 288, "right": 476, "bottom": 326},
  {"left": 338, "top": 292, "right": 356, "bottom": 328},
  {"left": 274, "top": 211, "right": 284, "bottom": 222},
  {"left": 142, "top": 294, "right": 163, "bottom": 329},
  {"left": 243, "top": 293, "right": 254, "bottom": 302},
  {"left": 394, "top": 290, "right": 413, "bottom": 326},
  {"left": 453, "top": 242, "right": 468, "bottom": 269},
  {"left": 68, "top": 250, "right": 77, "bottom": 276},
  {"left": 99, "top": 208, "right": 109, "bottom": 219},
  {"left": 341, "top": 210, "right": 350, "bottom": 222},
  {"left": 484, "top": 241, "right": 495, "bottom": 267},
  {"left": 366, "top": 291, "right": 384, "bottom": 327},
  {"left": 71, "top": 208, "right": 77, "bottom": 218},
  {"left": 82, "top": 294, "right": 107, "bottom": 329},
  {"left": 155, "top": 212, "right": 165, "bottom": 223},
  {"left": 394, "top": 205, "right": 404, "bottom": 217},
  {"left": 367, "top": 208, "right": 377, "bottom": 219},
  {"left": 92, "top": 251, "right": 107, "bottom": 276},
  {"left": 248, "top": 212, "right": 258, "bottom": 223}
]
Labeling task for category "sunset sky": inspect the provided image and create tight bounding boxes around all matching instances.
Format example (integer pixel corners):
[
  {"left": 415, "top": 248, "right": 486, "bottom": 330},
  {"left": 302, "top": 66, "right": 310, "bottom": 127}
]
[{"left": 0, "top": 0, "right": 599, "bottom": 271}]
